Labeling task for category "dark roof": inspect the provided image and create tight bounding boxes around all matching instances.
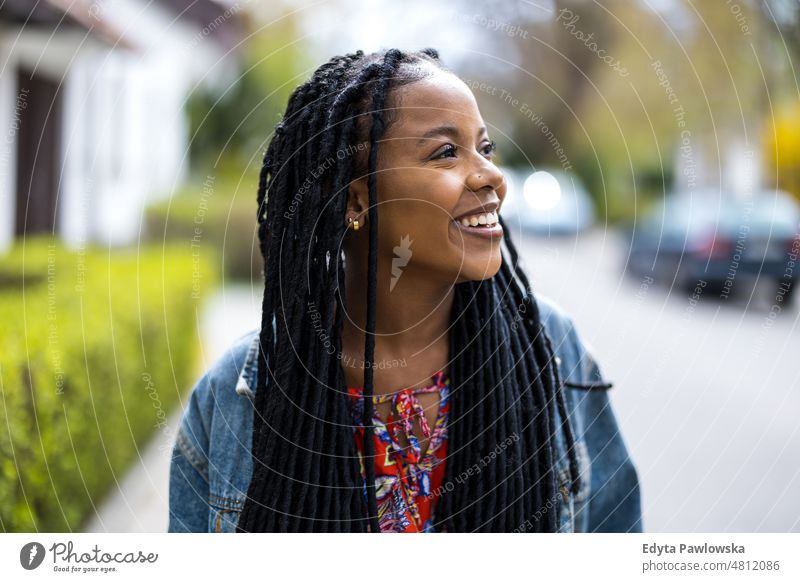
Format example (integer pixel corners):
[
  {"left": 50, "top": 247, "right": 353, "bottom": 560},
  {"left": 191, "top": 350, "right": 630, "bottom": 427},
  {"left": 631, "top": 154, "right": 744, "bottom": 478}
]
[
  {"left": 0, "top": 0, "right": 79, "bottom": 25},
  {"left": 0, "top": 0, "right": 243, "bottom": 50},
  {"left": 0, "top": 0, "right": 132, "bottom": 48}
]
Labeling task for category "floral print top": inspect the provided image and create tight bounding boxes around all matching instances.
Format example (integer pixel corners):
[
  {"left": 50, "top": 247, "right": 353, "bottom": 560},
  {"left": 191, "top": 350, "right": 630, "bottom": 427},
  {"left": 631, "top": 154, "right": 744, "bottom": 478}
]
[{"left": 346, "top": 370, "right": 450, "bottom": 533}]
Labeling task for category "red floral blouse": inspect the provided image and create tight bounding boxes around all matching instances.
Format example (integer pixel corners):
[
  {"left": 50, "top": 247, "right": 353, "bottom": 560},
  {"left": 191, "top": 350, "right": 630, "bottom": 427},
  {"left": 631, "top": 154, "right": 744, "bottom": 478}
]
[{"left": 346, "top": 370, "right": 450, "bottom": 533}]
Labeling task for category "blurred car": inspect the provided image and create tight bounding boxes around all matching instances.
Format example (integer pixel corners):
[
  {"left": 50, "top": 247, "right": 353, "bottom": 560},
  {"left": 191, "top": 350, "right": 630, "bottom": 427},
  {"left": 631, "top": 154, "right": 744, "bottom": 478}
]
[
  {"left": 498, "top": 168, "right": 595, "bottom": 234},
  {"left": 625, "top": 188, "right": 800, "bottom": 301}
]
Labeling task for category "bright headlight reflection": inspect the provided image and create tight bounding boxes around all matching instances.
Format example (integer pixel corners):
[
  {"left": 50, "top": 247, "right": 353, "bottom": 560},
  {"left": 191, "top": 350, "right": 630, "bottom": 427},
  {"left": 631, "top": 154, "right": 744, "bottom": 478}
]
[{"left": 523, "top": 171, "right": 561, "bottom": 210}]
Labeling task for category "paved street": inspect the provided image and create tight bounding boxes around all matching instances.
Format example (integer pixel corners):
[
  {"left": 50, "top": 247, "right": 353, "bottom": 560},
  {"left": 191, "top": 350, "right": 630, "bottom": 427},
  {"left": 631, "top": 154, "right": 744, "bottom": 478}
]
[{"left": 513, "top": 226, "right": 800, "bottom": 532}]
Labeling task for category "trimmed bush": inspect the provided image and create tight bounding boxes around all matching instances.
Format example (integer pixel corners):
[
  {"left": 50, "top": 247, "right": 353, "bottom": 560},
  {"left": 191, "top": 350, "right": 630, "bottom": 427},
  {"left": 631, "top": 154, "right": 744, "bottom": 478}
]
[
  {"left": 144, "top": 167, "right": 262, "bottom": 283},
  {"left": 0, "top": 237, "right": 218, "bottom": 532}
]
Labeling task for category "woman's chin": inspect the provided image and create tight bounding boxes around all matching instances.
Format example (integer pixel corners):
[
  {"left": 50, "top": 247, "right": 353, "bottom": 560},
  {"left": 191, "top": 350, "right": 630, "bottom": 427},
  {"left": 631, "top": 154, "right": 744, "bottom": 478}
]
[{"left": 456, "top": 258, "right": 503, "bottom": 282}]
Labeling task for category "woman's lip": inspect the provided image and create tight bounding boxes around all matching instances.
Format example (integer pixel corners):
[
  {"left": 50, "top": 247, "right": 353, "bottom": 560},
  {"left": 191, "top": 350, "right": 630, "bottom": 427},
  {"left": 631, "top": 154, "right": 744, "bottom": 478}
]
[{"left": 451, "top": 219, "right": 504, "bottom": 240}]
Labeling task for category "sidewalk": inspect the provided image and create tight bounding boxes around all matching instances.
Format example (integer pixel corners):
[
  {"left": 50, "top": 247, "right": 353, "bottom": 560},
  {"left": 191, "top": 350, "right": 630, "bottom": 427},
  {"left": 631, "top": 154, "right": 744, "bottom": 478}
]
[{"left": 82, "top": 284, "right": 261, "bottom": 532}]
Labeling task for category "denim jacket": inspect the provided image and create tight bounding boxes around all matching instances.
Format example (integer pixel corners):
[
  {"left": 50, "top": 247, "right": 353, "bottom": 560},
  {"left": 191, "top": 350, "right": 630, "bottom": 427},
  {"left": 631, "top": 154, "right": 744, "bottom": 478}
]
[{"left": 167, "top": 294, "right": 643, "bottom": 533}]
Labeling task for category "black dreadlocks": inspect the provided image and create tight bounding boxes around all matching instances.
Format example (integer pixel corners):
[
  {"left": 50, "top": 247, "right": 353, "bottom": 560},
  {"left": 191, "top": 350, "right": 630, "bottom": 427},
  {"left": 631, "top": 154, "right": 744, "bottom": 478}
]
[{"left": 236, "top": 48, "right": 580, "bottom": 533}]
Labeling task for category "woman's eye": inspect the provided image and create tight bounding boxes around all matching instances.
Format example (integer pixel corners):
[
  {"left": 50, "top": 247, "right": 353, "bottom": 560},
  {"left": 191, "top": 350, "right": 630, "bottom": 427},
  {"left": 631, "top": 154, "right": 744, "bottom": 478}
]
[
  {"left": 432, "top": 144, "right": 457, "bottom": 160},
  {"left": 431, "top": 140, "right": 497, "bottom": 161}
]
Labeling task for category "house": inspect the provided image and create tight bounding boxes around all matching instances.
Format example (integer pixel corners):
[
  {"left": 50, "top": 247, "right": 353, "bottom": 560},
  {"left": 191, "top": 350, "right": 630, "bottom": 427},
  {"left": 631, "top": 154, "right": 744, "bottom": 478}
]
[{"left": 0, "top": 0, "right": 243, "bottom": 251}]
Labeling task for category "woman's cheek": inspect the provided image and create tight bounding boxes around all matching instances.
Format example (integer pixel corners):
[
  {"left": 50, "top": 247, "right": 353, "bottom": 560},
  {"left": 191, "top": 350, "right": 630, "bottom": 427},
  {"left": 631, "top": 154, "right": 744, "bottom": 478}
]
[{"left": 441, "top": 173, "right": 467, "bottom": 200}]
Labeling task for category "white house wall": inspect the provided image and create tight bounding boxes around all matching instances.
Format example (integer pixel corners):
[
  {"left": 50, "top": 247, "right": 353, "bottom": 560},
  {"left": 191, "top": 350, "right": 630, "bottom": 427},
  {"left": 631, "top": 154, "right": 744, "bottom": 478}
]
[
  {"left": 0, "top": 31, "right": 17, "bottom": 252},
  {"left": 0, "top": 1, "right": 235, "bottom": 251},
  {"left": 0, "top": 24, "right": 102, "bottom": 251},
  {"left": 69, "top": 0, "right": 232, "bottom": 246}
]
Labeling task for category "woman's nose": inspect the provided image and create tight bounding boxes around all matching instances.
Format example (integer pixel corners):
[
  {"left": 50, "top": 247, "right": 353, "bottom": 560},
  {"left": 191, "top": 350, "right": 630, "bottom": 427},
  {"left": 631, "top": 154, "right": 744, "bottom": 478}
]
[{"left": 465, "top": 158, "right": 505, "bottom": 194}]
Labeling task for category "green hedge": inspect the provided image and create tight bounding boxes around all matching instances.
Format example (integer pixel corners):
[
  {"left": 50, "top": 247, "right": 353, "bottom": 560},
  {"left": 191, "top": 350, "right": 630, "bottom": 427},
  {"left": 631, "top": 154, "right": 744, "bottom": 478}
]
[
  {"left": 145, "top": 171, "right": 261, "bottom": 283},
  {"left": 0, "top": 238, "right": 218, "bottom": 532}
]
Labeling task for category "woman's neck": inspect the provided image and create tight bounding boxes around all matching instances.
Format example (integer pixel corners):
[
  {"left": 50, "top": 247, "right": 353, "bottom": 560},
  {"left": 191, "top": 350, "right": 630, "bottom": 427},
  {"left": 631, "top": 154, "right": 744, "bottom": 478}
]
[{"left": 339, "top": 258, "right": 453, "bottom": 394}]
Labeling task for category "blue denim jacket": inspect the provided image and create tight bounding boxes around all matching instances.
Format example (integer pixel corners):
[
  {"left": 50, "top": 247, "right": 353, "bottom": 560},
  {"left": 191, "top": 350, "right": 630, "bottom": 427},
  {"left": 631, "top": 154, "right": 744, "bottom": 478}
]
[{"left": 167, "top": 294, "right": 643, "bottom": 533}]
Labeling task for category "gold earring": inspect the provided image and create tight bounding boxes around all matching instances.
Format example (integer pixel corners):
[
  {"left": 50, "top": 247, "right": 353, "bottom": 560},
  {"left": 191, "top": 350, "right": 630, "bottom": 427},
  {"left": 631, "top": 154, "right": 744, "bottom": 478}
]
[{"left": 353, "top": 219, "right": 360, "bottom": 231}]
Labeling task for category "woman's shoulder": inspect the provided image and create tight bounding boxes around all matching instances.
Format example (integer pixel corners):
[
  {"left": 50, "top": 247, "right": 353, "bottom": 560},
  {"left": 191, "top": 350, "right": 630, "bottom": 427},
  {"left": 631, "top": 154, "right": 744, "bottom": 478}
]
[
  {"left": 170, "top": 329, "right": 262, "bottom": 532},
  {"left": 533, "top": 296, "right": 641, "bottom": 532},
  {"left": 534, "top": 292, "right": 580, "bottom": 357},
  {"left": 196, "top": 329, "right": 261, "bottom": 399},
  {"left": 534, "top": 292, "right": 575, "bottom": 336},
  {"left": 533, "top": 292, "right": 607, "bottom": 388},
  {"left": 175, "top": 329, "right": 261, "bottom": 452}
]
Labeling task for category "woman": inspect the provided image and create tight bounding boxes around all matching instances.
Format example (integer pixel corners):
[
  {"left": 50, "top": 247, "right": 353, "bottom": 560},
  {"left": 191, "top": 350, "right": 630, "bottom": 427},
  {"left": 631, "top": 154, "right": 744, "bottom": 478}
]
[{"left": 167, "top": 47, "right": 642, "bottom": 533}]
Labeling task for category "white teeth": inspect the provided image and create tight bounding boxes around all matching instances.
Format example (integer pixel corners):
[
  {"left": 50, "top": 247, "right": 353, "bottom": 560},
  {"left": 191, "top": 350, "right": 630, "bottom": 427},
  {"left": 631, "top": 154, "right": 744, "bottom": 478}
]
[{"left": 459, "top": 210, "right": 498, "bottom": 227}]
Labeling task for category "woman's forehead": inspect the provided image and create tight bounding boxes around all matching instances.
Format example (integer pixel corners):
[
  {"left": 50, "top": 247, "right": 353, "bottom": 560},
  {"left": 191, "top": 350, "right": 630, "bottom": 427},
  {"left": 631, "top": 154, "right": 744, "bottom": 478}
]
[{"left": 387, "top": 73, "right": 484, "bottom": 139}]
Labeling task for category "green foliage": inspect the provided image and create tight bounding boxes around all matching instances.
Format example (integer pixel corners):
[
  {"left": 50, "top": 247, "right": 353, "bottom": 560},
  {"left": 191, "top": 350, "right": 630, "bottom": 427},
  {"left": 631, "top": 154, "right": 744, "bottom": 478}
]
[
  {"left": 174, "top": 21, "right": 312, "bottom": 282},
  {"left": 187, "top": 18, "right": 311, "bottom": 172},
  {"left": 144, "top": 176, "right": 260, "bottom": 282},
  {"left": 0, "top": 238, "right": 217, "bottom": 532}
]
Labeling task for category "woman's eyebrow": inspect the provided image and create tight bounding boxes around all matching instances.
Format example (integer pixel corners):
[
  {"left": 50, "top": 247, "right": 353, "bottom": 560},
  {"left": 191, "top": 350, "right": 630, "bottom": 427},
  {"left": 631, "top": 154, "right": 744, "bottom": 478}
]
[{"left": 416, "top": 124, "right": 488, "bottom": 147}]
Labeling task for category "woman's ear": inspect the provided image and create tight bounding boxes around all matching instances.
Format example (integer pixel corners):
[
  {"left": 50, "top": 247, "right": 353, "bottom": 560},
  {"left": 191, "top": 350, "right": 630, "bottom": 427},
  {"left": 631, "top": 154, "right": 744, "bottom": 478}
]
[{"left": 345, "top": 176, "right": 369, "bottom": 226}]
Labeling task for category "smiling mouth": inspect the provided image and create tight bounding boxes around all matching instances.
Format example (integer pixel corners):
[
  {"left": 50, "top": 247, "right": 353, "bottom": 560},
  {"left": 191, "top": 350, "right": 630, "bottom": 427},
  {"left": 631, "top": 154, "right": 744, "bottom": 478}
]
[
  {"left": 454, "top": 209, "right": 499, "bottom": 227},
  {"left": 451, "top": 218, "right": 504, "bottom": 240}
]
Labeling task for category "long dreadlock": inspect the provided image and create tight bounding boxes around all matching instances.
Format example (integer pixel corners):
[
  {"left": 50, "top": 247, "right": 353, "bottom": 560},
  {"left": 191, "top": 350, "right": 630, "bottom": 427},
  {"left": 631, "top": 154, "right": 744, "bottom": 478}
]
[{"left": 236, "top": 48, "right": 581, "bottom": 533}]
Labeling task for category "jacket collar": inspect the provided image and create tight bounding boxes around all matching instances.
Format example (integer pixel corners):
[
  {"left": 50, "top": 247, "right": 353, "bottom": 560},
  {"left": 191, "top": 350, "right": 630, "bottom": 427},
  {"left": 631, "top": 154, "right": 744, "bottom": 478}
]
[
  {"left": 235, "top": 332, "right": 260, "bottom": 400},
  {"left": 235, "top": 315, "right": 277, "bottom": 400}
]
